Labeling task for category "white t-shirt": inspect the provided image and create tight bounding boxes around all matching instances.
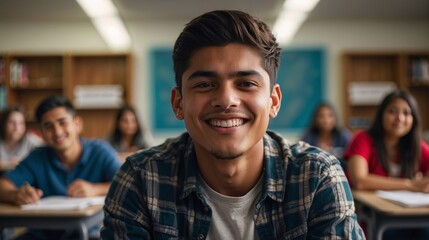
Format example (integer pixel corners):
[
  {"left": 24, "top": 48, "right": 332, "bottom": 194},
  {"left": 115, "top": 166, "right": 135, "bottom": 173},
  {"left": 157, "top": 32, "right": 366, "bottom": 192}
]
[
  {"left": 199, "top": 175, "right": 262, "bottom": 240},
  {"left": 0, "top": 133, "right": 43, "bottom": 168}
]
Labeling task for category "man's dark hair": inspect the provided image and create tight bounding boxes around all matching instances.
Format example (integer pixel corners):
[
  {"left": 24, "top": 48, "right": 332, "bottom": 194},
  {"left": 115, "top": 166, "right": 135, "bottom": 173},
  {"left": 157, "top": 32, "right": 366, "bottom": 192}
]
[
  {"left": 35, "top": 95, "right": 76, "bottom": 123},
  {"left": 173, "top": 10, "right": 281, "bottom": 92}
]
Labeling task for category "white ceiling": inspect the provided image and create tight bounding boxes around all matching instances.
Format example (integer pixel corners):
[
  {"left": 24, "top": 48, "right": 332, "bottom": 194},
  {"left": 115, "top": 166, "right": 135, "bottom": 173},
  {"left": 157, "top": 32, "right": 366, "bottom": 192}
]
[{"left": 0, "top": 0, "right": 428, "bottom": 25}]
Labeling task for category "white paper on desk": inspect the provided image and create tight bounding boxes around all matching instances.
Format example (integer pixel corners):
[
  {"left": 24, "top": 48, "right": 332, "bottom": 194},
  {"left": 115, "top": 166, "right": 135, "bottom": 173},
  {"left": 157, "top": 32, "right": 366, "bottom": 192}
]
[
  {"left": 376, "top": 190, "right": 429, "bottom": 207},
  {"left": 21, "top": 196, "right": 105, "bottom": 210}
]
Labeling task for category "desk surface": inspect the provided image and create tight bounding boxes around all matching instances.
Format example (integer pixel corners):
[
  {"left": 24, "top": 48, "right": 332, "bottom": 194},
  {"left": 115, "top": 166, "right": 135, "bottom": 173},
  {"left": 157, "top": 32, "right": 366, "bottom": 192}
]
[
  {"left": 353, "top": 190, "right": 429, "bottom": 216},
  {"left": 0, "top": 203, "right": 103, "bottom": 217}
]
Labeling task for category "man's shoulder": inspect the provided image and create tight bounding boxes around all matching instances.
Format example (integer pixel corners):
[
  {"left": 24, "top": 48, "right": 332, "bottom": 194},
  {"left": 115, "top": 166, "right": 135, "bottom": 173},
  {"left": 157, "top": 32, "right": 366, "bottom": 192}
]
[
  {"left": 81, "top": 138, "right": 116, "bottom": 152},
  {"left": 26, "top": 145, "right": 50, "bottom": 157},
  {"left": 287, "top": 140, "right": 338, "bottom": 169}
]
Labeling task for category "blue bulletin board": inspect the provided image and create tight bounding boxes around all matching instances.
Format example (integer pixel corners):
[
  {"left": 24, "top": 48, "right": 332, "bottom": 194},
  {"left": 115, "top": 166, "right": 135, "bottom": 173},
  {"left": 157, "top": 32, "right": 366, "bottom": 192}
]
[
  {"left": 150, "top": 47, "right": 325, "bottom": 133},
  {"left": 269, "top": 48, "right": 325, "bottom": 133},
  {"left": 150, "top": 48, "right": 185, "bottom": 132}
]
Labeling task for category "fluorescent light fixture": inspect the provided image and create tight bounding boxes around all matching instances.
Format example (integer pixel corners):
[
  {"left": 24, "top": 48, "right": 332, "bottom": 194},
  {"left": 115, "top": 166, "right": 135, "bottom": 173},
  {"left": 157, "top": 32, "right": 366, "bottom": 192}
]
[
  {"left": 285, "top": 0, "right": 320, "bottom": 12},
  {"left": 92, "top": 16, "right": 131, "bottom": 50},
  {"left": 76, "top": 0, "right": 131, "bottom": 50},
  {"left": 76, "top": 0, "right": 117, "bottom": 18},
  {"left": 273, "top": 0, "right": 320, "bottom": 45},
  {"left": 273, "top": 11, "right": 307, "bottom": 44}
]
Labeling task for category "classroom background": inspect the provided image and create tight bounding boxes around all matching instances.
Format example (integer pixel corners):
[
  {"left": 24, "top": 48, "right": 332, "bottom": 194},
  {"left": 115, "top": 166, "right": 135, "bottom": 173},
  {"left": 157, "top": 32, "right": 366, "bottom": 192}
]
[{"left": 0, "top": 0, "right": 428, "bottom": 145}]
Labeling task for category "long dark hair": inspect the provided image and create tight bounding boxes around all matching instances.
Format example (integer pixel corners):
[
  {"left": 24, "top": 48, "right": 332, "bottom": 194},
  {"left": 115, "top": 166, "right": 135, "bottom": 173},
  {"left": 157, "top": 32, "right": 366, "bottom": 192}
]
[
  {"left": 367, "top": 90, "right": 422, "bottom": 178},
  {"left": 307, "top": 102, "right": 341, "bottom": 137},
  {"left": 173, "top": 10, "right": 281, "bottom": 92},
  {"left": 111, "top": 105, "right": 145, "bottom": 149}
]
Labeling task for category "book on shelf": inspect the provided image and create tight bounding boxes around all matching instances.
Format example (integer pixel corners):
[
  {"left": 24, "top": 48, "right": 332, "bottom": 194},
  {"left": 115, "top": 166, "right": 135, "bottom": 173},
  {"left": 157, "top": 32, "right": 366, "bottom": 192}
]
[
  {"left": 348, "top": 81, "right": 397, "bottom": 106},
  {"left": 376, "top": 190, "right": 429, "bottom": 207},
  {"left": 9, "top": 60, "right": 29, "bottom": 87},
  {"left": 0, "top": 59, "right": 5, "bottom": 84},
  {"left": 21, "top": 196, "right": 105, "bottom": 211},
  {"left": 0, "top": 86, "right": 6, "bottom": 110},
  {"left": 410, "top": 58, "right": 429, "bottom": 82}
]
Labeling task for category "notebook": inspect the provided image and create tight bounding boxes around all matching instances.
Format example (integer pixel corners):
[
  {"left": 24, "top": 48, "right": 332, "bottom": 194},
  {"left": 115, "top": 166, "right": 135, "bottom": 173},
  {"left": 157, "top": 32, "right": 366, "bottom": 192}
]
[
  {"left": 21, "top": 196, "right": 105, "bottom": 210},
  {"left": 376, "top": 190, "right": 429, "bottom": 207}
]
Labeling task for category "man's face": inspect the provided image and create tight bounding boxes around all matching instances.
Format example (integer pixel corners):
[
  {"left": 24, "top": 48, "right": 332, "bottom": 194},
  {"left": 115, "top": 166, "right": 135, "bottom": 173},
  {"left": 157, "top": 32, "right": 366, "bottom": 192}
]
[
  {"left": 40, "top": 107, "right": 81, "bottom": 152},
  {"left": 171, "top": 43, "right": 281, "bottom": 160}
]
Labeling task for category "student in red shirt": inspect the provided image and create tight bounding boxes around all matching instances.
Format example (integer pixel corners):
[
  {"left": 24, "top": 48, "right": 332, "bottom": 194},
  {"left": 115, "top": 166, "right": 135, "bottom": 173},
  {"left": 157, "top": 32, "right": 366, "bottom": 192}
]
[{"left": 344, "top": 90, "right": 429, "bottom": 239}]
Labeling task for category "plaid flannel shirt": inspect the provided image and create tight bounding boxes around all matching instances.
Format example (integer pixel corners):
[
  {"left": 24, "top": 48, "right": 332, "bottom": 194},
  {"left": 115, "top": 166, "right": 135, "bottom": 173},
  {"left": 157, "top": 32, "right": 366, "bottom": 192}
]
[{"left": 101, "top": 131, "right": 365, "bottom": 240}]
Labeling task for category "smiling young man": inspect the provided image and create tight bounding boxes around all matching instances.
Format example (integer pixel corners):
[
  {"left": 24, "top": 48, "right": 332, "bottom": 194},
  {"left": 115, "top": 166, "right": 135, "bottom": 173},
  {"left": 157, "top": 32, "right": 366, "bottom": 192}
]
[
  {"left": 102, "top": 10, "right": 364, "bottom": 239},
  {"left": 0, "top": 95, "right": 121, "bottom": 239}
]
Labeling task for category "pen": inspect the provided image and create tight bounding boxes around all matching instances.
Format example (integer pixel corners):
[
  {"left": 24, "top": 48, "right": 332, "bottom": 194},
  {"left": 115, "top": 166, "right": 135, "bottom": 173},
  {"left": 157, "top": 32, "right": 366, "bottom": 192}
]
[{"left": 23, "top": 181, "right": 39, "bottom": 204}]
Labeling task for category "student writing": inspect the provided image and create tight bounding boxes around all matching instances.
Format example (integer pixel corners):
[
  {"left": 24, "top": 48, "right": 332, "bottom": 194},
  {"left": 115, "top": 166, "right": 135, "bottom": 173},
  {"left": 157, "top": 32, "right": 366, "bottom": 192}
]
[{"left": 0, "top": 95, "right": 121, "bottom": 240}]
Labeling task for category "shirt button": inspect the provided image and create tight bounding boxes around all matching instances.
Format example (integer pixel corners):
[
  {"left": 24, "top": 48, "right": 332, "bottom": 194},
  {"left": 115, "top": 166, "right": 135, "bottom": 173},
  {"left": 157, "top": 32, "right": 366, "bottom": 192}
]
[{"left": 197, "top": 234, "right": 205, "bottom": 240}]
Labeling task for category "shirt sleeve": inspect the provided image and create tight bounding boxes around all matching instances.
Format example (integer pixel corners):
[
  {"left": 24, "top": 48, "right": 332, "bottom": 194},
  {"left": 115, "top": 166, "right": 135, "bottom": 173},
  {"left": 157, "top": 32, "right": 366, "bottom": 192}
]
[
  {"left": 420, "top": 141, "right": 429, "bottom": 175},
  {"left": 101, "top": 160, "right": 152, "bottom": 239},
  {"left": 307, "top": 159, "right": 366, "bottom": 239},
  {"left": 97, "top": 142, "right": 122, "bottom": 181},
  {"left": 4, "top": 153, "right": 38, "bottom": 187},
  {"left": 343, "top": 131, "right": 372, "bottom": 162}
]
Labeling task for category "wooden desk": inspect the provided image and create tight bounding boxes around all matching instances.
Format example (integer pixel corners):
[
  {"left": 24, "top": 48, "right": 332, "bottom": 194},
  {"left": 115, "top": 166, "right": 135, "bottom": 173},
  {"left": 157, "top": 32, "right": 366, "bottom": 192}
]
[
  {"left": 353, "top": 190, "right": 429, "bottom": 240},
  {"left": 0, "top": 203, "right": 103, "bottom": 240}
]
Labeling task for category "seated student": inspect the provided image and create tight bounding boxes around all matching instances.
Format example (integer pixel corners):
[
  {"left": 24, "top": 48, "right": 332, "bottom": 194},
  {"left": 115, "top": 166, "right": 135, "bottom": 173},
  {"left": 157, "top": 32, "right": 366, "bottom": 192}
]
[
  {"left": 302, "top": 102, "right": 351, "bottom": 159},
  {"left": 101, "top": 10, "right": 364, "bottom": 239},
  {"left": 344, "top": 90, "right": 429, "bottom": 240},
  {"left": 0, "top": 105, "right": 43, "bottom": 171},
  {"left": 104, "top": 104, "right": 152, "bottom": 162},
  {"left": 0, "top": 95, "right": 121, "bottom": 240}
]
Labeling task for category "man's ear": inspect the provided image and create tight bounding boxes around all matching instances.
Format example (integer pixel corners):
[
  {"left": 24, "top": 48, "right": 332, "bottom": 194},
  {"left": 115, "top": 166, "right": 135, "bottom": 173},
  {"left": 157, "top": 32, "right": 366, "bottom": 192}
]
[
  {"left": 74, "top": 116, "right": 83, "bottom": 134},
  {"left": 171, "top": 87, "right": 184, "bottom": 120},
  {"left": 269, "top": 84, "right": 282, "bottom": 118}
]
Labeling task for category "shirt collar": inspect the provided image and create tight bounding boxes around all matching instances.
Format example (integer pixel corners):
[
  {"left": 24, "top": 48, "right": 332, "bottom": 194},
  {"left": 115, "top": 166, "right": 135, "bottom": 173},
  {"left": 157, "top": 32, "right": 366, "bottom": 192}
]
[{"left": 179, "top": 131, "right": 289, "bottom": 202}]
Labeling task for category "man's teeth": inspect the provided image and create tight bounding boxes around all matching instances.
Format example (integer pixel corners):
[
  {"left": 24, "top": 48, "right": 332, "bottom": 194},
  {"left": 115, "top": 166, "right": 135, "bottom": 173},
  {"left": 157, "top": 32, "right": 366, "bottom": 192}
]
[{"left": 210, "top": 119, "right": 244, "bottom": 128}]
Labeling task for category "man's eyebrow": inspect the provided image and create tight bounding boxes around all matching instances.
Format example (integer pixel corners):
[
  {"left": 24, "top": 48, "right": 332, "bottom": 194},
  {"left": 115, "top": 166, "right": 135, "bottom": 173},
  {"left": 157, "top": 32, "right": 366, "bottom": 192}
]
[
  {"left": 187, "top": 70, "right": 217, "bottom": 81},
  {"left": 42, "top": 117, "right": 67, "bottom": 127},
  {"left": 234, "top": 70, "right": 263, "bottom": 78},
  {"left": 187, "top": 70, "right": 263, "bottom": 80}
]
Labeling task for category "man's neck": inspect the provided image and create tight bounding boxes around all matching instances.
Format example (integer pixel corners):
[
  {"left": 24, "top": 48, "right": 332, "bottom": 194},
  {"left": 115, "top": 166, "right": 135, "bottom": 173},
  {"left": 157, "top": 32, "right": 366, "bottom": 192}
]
[
  {"left": 56, "top": 140, "right": 82, "bottom": 170},
  {"left": 196, "top": 142, "right": 264, "bottom": 197}
]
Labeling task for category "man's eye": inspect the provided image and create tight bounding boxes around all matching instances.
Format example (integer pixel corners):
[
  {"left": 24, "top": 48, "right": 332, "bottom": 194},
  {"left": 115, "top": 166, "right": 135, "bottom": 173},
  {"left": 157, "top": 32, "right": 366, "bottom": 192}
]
[
  {"left": 196, "top": 82, "right": 214, "bottom": 88},
  {"left": 238, "top": 81, "right": 257, "bottom": 87}
]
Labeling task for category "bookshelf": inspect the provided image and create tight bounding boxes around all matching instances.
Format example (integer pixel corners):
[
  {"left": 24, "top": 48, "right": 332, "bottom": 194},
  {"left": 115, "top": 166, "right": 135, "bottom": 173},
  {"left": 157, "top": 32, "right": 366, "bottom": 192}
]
[
  {"left": 3, "top": 52, "right": 133, "bottom": 138},
  {"left": 0, "top": 55, "right": 6, "bottom": 109},
  {"left": 342, "top": 51, "right": 429, "bottom": 132}
]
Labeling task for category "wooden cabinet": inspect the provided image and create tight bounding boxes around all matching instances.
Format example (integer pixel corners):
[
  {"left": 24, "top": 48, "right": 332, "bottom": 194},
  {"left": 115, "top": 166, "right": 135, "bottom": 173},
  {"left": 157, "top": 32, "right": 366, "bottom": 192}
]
[
  {"left": 342, "top": 51, "right": 429, "bottom": 132},
  {"left": 3, "top": 52, "right": 133, "bottom": 139}
]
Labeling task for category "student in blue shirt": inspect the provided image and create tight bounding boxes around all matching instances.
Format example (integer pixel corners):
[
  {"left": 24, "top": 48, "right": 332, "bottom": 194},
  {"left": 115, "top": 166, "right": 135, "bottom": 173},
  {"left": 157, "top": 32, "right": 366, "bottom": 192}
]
[
  {"left": 302, "top": 102, "right": 351, "bottom": 159},
  {"left": 0, "top": 95, "right": 121, "bottom": 239},
  {"left": 101, "top": 10, "right": 365, "bottom": 239}
]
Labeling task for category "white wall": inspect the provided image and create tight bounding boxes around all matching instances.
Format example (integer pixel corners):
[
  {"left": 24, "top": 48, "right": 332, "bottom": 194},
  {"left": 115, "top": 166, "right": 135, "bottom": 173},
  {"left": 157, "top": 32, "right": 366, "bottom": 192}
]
[{"left": 1, "top": 19, "right": 428, "bottom": 144}]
